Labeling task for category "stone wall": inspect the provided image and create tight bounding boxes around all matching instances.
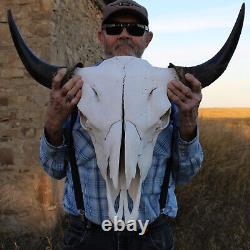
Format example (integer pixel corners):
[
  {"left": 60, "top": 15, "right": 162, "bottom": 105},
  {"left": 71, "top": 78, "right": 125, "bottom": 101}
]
[{"left": 0, "top": 0, "right": 105, "bottom": 235}]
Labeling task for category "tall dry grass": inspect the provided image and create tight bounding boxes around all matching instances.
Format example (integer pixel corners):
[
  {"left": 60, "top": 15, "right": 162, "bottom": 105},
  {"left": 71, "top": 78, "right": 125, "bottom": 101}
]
[{"left": 173, "top": 109, "right": 250, "bottom": 250}]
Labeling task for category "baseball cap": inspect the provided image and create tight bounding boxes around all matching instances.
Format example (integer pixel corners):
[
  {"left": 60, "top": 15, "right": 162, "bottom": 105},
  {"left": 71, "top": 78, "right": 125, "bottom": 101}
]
[{"left": 102, "top": 0, "right": 149, "bottom": 25}]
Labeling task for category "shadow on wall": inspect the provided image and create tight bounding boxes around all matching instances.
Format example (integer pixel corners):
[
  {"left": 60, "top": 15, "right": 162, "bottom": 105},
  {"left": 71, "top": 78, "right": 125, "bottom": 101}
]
[{"left": 0, "top": 165, "right": 64, "bottom": 235}]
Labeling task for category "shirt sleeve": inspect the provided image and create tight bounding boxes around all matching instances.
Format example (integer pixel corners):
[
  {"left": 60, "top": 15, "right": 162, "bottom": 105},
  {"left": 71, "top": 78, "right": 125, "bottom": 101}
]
[
  {"left": 39, "top": 130, "right": 68, "bottom": 180},
  {"left": 171, "top": 104, "right": 204, "bottom": 185}
]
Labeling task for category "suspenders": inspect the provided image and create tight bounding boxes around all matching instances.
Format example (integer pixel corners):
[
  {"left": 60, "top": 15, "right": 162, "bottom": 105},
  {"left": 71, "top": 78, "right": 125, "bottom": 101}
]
[
  {"left": 66, "top": 108, "right": 85, "bottom": 220},
  {"left": 66, "top": 109, "right": 175, "bottom": 219},
  {"left": 159, "top": 155, "right": 172, "bottom": 211},
  {"left": 159, "top": 110, "right": 175, "bottom": 211}
]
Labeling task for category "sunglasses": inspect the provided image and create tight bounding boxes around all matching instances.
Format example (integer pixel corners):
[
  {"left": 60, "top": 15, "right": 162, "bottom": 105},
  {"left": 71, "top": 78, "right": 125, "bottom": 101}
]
[{"left": 102, "top": 23, "right": 149, "bottom": 36}]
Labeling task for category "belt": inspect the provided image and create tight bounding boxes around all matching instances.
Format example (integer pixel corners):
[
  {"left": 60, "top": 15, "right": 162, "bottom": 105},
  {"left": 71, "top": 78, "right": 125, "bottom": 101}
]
[{"left": 67, "top": 213, "right": 172, "bottom": 234}]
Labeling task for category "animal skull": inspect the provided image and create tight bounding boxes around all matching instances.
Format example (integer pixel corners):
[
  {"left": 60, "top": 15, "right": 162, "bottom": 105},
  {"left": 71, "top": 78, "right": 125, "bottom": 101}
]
[{"left": 76, "top": 56, "right": 177, "bottom": 222}]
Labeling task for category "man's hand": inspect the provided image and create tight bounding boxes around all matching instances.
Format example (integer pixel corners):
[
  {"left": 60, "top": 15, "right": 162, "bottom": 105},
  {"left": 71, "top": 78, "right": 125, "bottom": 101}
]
[
  {"left": 167, "top": 73, "right": 202, "bottom": 141},
  {"left": 44, "top": 68, "right": 83, "bottom": 146}
]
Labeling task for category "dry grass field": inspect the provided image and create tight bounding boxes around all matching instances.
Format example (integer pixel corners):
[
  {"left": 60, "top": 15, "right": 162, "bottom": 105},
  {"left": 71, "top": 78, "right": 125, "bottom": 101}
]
[
  {"left": 1, "top": 108, "right": 250, "bottom": 249},
  {"left": 173, "top": 108, "right": 250, "bottom": 250}
]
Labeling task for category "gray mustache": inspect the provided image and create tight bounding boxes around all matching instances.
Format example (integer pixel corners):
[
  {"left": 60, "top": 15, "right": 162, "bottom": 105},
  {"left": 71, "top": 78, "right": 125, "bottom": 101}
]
[{"left": 115, "top": 39, "right": 135, "bottom": 49}]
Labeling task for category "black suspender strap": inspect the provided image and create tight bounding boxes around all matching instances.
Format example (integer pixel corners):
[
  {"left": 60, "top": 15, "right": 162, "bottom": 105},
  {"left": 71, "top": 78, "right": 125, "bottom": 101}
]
[
  {"left": 159, "top": 156, "right": 172, "bottom": 210},
  {"left": 66, "top": 108, "right": 85, "bottom": 220},
  {"left": 159, "top": 110, "right": 177, "bottom": 211}
]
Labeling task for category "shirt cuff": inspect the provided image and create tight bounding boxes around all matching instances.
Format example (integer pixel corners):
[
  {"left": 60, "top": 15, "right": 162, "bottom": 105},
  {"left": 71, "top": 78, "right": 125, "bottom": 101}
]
[
  {"left": 40, "top": 130, "right": 68, "bottom": 162},
  {"left": 177, "top": 127, "right": 200, "bottom": 161}
]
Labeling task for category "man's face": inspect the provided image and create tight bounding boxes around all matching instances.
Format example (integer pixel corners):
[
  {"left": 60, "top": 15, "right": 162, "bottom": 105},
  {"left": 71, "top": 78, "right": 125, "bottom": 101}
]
[{"left": 98, "top": 14, "right": 153, "bottom": 58}]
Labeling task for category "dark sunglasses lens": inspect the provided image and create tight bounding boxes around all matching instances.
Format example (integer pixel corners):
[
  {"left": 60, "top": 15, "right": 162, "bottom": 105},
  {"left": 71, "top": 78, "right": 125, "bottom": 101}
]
[
  {"left": 127, "top": 25, "right": 145, "bottom": 36},
  {"left": 105, "top": 26, "right": 123, "bottom": 35},
  {"left": 104, "top": 24, "right": 146, "bottom": 36}
]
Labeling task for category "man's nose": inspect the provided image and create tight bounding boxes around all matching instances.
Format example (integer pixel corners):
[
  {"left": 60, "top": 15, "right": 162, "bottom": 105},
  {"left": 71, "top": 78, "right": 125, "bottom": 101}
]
[{"left": 119, "top": 27, "right": 130, "bottom": 37}]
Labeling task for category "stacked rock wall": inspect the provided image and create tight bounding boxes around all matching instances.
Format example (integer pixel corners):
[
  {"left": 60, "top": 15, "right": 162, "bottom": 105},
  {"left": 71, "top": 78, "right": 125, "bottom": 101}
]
[{"left": 0, "top": 0, "right": 104, "bottom": 235}]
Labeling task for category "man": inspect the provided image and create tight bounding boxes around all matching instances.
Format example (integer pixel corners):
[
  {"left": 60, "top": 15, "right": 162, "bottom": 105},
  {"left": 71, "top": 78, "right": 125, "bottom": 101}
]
[{"left": 40, "top": 0, "right": 203, "bottom": 249}]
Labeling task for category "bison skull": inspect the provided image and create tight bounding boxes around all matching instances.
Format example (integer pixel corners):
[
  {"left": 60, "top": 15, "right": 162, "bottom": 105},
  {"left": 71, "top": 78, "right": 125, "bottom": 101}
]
[{"left": 76, "top": 56, "right": 177, "bottom": 222}]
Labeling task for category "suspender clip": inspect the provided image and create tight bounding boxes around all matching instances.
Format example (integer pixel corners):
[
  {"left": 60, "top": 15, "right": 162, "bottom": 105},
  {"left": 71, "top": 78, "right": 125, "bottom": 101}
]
[{"left": 79, "top": 209, "right": 85, "bottom": 222}]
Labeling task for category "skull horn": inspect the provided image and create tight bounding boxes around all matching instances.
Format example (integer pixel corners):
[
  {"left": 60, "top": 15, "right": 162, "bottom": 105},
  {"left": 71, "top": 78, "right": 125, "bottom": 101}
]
[
  {"left": 7, "top": 9, "right": 65, "bottom": 89},
  {"left": 169, "top": 3, "right": 245, "bottom": 88}
]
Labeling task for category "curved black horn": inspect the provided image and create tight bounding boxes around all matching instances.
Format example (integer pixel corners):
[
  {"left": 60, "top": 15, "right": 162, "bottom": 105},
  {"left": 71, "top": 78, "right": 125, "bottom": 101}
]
[
  {"left": 169, "top": 3, "right": 245, "bottom": 88},
  {"left": 7, "top": 9, "right": 64, "bottom": 89}
]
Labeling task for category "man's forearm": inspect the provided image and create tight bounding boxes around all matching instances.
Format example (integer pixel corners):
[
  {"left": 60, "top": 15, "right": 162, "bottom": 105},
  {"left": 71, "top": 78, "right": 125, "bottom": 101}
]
[
  {"left": 179, "top": 109, "right": 198, "bottom": 141},
  {"left": 44, "top": 126, "right": 64, "bottom": 146},
  {"left": 42, "top": 69, "right": 83, "bottom": 146},
  {"left": 44, "top": 115, "right": 64, "bottom": 146}
]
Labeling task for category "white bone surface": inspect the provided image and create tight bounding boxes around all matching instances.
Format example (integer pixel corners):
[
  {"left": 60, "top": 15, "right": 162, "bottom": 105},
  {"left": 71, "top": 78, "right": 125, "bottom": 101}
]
[{"left": 76, "top": 56, "right": 178, "bottom": 222}]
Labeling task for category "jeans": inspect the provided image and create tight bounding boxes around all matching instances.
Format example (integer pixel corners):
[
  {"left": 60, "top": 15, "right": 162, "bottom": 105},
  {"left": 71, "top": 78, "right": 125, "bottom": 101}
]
[{"left": 63, "top": 214, "right": 174, "bottom": 250}]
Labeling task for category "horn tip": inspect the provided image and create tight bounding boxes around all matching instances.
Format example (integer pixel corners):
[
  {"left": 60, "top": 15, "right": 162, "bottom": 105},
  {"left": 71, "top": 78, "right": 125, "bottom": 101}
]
[
  {"left": 168, "top": 63, "right": 174, "bottom": 68},
  {"left": 7, "top": 9, "right": 14, "bottom": 23},
  {"left": 7, "top": 9, "right": 12, "bottom": 17},
  {"left": 241, "top": 3, "right": 245, "bottom": 12}
]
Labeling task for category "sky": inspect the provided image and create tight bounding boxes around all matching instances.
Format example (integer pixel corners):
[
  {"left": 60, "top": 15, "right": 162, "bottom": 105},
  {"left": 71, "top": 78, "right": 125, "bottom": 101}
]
[{"left": 136, "top": 0, "right": 250, "bottom": 107}]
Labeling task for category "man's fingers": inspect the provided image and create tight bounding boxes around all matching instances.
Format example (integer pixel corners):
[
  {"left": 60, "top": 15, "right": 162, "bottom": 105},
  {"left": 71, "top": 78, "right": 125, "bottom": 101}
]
[
  {"left": 185, "top": 73, "right": 202, "bottom": 93},
  {"left": 169, "top": 79, "right": 192, "bottom": 97},
  {"left": 167, "top": 88, "right": 185, "bottom": 108},
  {"left": 52, "top": 68, "right": 67, "bottom": 90},
  {"left": 71, "top": 89, "right": 82, "bottom": 106},
  {"left": 61, "top": 75, "right": 82, "bottom": 96},
  {"left": 168, "top": 83, "right": 190, "bottom": 102},
  {"left": 65, "top": 79, "right": 83, "bottom": 101}
]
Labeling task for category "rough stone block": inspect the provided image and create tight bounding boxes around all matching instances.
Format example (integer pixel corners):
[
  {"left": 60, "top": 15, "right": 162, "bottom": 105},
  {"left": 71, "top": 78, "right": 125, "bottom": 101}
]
[
  {"left": 0, "top": 148, "right": 14, "bottom": 165},
  {"left": 0, "top": 97, "right": 8, "bottom": 106},
  {"left": 20, "top": 127, "right": 36, "bottom": 138},
  {"left": 1, "top": 68, "right": 24, "bottom": 78},
  {"left": 39, "top": 0, "right": 52, "bottom": 12},
  {"left": 32, "top": 23, "right": 51, "bottom": 37}
]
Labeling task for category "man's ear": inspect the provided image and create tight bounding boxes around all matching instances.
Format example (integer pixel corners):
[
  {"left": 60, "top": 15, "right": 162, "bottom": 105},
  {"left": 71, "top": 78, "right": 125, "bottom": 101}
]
[
  {"left": 145, "top": 31, "right": 153, "bottom": 47},
  {"left": 98, "top": 30, "right": 105, "bottom": 45}
]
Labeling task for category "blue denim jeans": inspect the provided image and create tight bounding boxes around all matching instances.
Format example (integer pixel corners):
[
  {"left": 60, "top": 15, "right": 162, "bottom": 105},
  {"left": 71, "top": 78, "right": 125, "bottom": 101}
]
[{"left": 63, "top": 214, "right": 174, "bottom": 250}]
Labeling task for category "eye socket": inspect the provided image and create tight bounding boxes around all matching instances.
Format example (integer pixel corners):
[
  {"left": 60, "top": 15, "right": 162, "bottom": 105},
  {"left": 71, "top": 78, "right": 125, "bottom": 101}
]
[
  {"left": 91, "top": 87, "right": 99, "bottom": 99},
  {"left": 159, "top": 108, "right": 171, "bottom": 129},
  {"left": 148, "top": 87, "right": 157, "bottom": 97}
]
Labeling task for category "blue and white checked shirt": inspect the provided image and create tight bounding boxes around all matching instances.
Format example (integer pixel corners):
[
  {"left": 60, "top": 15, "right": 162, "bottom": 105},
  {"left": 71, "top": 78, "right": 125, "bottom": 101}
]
[{"left": 39, "top": 104, "right": 203, "bottom": 224}]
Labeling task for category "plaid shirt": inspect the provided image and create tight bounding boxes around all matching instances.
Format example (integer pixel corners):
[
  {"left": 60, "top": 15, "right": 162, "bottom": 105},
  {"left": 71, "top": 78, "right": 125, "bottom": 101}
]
[{"left": 39, "top": 104, "right": 203, "bottom": 224}]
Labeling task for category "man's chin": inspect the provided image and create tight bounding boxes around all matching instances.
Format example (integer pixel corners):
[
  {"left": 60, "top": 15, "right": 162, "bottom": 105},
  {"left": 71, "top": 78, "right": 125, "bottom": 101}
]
[
  {"left": 104, "top": 48, "right": 142, "bottom": 58},
  {"left": 113, "top": 49, "right": 137, "bottom": 57}
]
